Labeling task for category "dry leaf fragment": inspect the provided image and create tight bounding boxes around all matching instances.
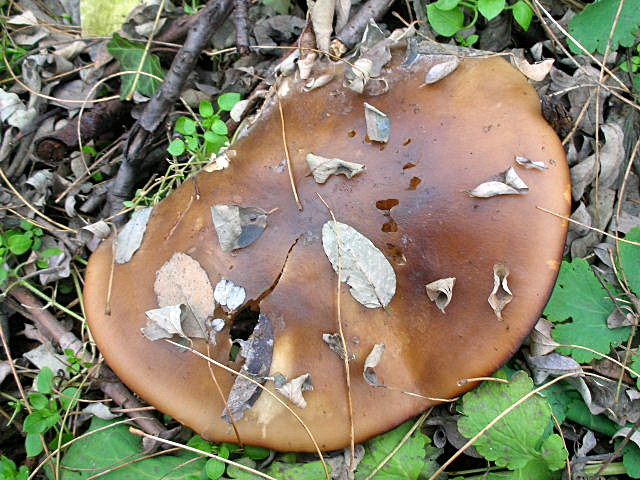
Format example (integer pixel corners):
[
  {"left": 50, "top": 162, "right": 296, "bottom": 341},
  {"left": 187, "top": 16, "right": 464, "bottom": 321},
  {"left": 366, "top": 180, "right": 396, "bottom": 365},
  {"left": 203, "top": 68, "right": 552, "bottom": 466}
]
[
  {"left": 424, "top": 55, "right": 460, "bottom": 84},
  {"left": 214, "top": 279, "right": 246, "bottom": 312},
  {"left": 223, "top": 314, "right": 274, "bottom": 423},
  {"left": 364, "top": 343, "right": 385, "bottom": 387},
  {"left": 304, "top": 73, "right": 335, "bottom": 92},
  {"left": 142, "top": 304, "right": 192, "bottom": 341},
  {"left": 425, "top": 277, "right": 456, "bottom": 313},
  {"left": 529, "top": 318, "right": 559, "bottom": 356},
  {"left": 273, "top": 373, "right": 313, "bottom": 408},
  {"left": 363, "top": 103, "right": 391, "bottom": 143},
  {"left": 468, "top": 167, "right": 529, "bottom": 198},
  {"left": 515, "top": 156, "right": 548, "bottom": 171},
  {"left": 306, "top": 154, "right": 365, "bottom": 184},
  {"left": 488, "top": 264, "right": 512, "bottom": 320},
  {"left": 212, "top": 205, "right": 267, "bottom": 252},
  {"left": 322, "top": 221, "right": 396, "bottom": 308},
  {"left": 511, "top": 57, "right": 554, "bottom": 82},
  {"left": 322, "top": 333, "right": 355, "bottom": 360},
  {"left": 607, "top": 308, "right": 637, "bottom": 328},
  {"left": 347, "top": 58, "right": 373, "bottom": 94},
  {"left": 310, "top": 0, "right": 335, "bottom": 52},
  {"left": 115, "top": 206, "right": 153, "bottom": 264},
  {"left": 83, "top": 402, "right": 121, "bottom": 420}
]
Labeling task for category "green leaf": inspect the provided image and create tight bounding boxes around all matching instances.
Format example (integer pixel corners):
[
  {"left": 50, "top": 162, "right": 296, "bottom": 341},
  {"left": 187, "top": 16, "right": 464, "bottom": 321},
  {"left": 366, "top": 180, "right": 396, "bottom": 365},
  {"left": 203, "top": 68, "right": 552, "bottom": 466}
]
[
  {"left": 619, "top": 227, "right": 640, "bottom": 295},
  {"left": 168, "top": 139, "right": 186, "bottom": 156},
  {"left": 217, "top": 92, "right": 241, "bottom": 112},
  {"left": 176, "top": 117, "right": 197, "bottom": 136},
  {"left": 434, "top": 0, "right": 460, "bottom": 10},
  {"left": 46, "top": 417, "right": 206, "bottom": 479},
  {"left": 107, "top": 33, "right": 165, "bottom": 98},
  {"left": 186, "top": 136, "right": 200, "bottom": 151},
  {"left": 544, "top": 259, "right": 629, "bottom": 362},
  {"left": 355, "top": 420, "right": 440, "bottom": 479},
  {"left": 568, "top": 0, "right": 640, "bottom": 54},
  {"left": 7, "top": 234, "right": 32, "bottom": 255},
  {"left": 244, "top": 445, "right": 270, "bottom": 460},
  {"left": 458, "top": 371, "right": 568, "bottom": 473},
  {"left": 205, "top": 457, "right": 225, "bottom": 479},
  {"left": 37, "top": 367, "right": 55, "bottom": 394},
  {"left": 512, "top": 0, "right": 534, "bottom": 30},
  {"left": 29, "top": 393, "right": 49, "bottom": 411},
  {"left": 25, "top": 433, "right": 44, "bottom": 458},
  {"left": 267, "top": 461, "right": 327, "bottom": 479},
  {"left": 210, "top": 118, "right": 228, "bottom": 135},
  {"left": 261, "top": 0, "right": 292, "bottom": 13},
  {"left": 0, "top": 455, "right": 29, "bottom": 480},
  {"left": 540, "top": 435, "right": 566, "bottom": 471},
  {"left": 24, "top": 412, "right": 50, "bottom": 434},
  {"left": 426, "top": 4, "right": 465, "bottom": 36},
  {"left": 478, "top": 0, "right": 505, "bottom": 20},
  {"left": 19, "top": 219, "right": 33, "bottom": 231},
  {"left": 40, "top": 248, "right": 63, "bottom": 260},
  {"left": 199, "top": 100, "right": 214, "bottom": 118},
  {"left": 60, "top": 387, "right": 79, "bottom": 410},
  {"left": 622, "top": 441, "right": 640, "bottom": 478},
  {"left": 186, "top": 435, "right": 212, "bottom": 453}
]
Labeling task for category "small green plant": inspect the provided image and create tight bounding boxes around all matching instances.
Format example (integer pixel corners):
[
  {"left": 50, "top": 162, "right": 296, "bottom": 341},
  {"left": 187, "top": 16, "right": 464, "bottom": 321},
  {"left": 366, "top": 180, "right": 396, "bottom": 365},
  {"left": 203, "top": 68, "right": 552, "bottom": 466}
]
[
  {"left": 0, "top": 455, "right": 29, "bottom": 480},
  {"left": 0, "top": 220, "right": 62, "bottom": 285},
  {"left": 426, "top": 0, "right": 534, "bottom": 38}
]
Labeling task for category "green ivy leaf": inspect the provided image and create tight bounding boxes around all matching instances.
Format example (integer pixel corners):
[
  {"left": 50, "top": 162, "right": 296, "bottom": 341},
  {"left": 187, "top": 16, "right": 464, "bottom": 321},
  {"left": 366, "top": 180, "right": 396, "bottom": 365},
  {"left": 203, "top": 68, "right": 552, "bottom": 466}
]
[
  {"left": 217, "top": 92, "right": 241, "bottom": 112},
  {"left": 544, "top": 259, "right": 629, "bottom": 362},
  {"left": 426, "top": 4, "right": 465, "bottom": 36},
  {"left": 36, "top": 367, "right": 55, "bottom": 394},
  {"left": 619, "top": 226, "right": 640, "bottom": 296},
  {"left": 7, "top": 234, "right": 32, "bottom": 255},
  {"left": 458, "top": 371, "right": 568, "bottom": 475},
  {"left": 512, "top": 0, "right": 534, "bottom": 30},
  {"left": 199, "top": 100, "right": 215, "bottom": 118},
  {"left": 622, "top": 441, "right": 640, "bottom": 478},
  {"left": 355, "top": 420, "right": 440, "bottom": 479},
  {"left": 568, "top": 0, "right": 640, "bottom": 54},
  {"left": 107, "top": 33, "right": 165, "bottom": 98},
  {"left": 478, "top": 0, "right": 505, "bottom": 20}
]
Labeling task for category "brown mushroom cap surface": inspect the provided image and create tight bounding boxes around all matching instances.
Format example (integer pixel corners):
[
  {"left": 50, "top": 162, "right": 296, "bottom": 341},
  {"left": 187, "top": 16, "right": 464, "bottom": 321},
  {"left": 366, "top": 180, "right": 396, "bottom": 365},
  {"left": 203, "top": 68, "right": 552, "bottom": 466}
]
[{"left": 85, "top": 51, "right": 571, "bottom": 451}]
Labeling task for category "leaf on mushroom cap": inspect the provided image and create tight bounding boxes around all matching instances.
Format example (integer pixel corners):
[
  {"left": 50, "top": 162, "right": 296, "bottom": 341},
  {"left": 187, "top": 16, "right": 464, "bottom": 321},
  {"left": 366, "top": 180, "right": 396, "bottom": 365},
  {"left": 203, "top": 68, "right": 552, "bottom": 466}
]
[
  {"left": 306, "top": 154, "right": 365, "bottom": 184},
  {"left": 468, "top": 167, "right": 529, "bottom": 197},
  {"left": 424, "top": 55, "right": 460, "bottom": 84},
  {"left": 488, "top": 264, "right": 513, "bottom": 320},
  {"left": 364, "top": 343, "right": 386, "bottom": 387},
  {"left": 273, "top": 373, "right": 313, "bottom": 408},
  {"left": 211, "top": 205, "right": 267, "bottom": 252},
  {"left": 115, "top": 206, "right": 153, "bottom": 264},
  {"left": 214, "top": 279, "right": 246, "bottom": 312},
  {"left": 364, "top": 103, "right": 391, "bottom": 143},
  {"left": 425, "top": 277, "right": 456, "bottom": 313}
]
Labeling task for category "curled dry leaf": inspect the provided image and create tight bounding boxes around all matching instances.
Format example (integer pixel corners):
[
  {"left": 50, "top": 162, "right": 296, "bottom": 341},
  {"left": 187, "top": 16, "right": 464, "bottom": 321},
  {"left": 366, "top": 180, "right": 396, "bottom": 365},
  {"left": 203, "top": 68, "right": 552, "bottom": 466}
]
[
  {"left": 347, "top": 58, "right": 373, "bottom": 94},
  {"left": 115, "top": 206, "right": 153, "bottom": 264},
  {"left": 223, "top": 314, "right": 274, "bottom": 423},
  {"left": 515, "top": 156, "right": 548, "bottom": 171},
  {"left": 304, "top": 73, "right": 335, "bottom": 92},
  {"left": 142, "top": 304, "right": 192, "bottom": 341},
  {"left": 211, "top": 204, "right": 267, "bottom": 252},
  {"left": 363, "top": 103, "right": 391, "bottom": 143},
  {"left": 154, "top": 252, "right": 214, "bottom": 337},
  {"left": 528, "top": 318, "right": 559, "bottom": 356},
  {"left": 607, "top": 308, "right": 637, "bottom": 328},
  {"left": 424, "top": 55, "right": 460, "bottom": 84},
  {"left": 363, "top": 343, "right": 385, "bottom": 387},
  {"left": 306, "top": 153, "right": 365, "bottom": 184},
  {"left": 310, "top": 0, "right": 335, "bottom": 52},
  {"left": 468, "top": 167, "right": 529, "bottom": 198},
  {"left": 322, "top": 221, "right": 396, "bottom": 308},
  {"left": 425, "top": 277, "right": 456, "bottom": 313},
  {"left": 511, "top": 57, "right": 554, "bottom": 82},
  {"left": 322, "top": 333, "right": 355, "bottom": 360},
  {"left": 83, "top": 402, "right": 121, "bottom": 420},
  {"left": 273, "top": 373, "right": 313, "bottom": 408},
  {"left": 488, "top": 264, "right": 512, "bottom": 320},
  {"left": 214, "top": 279, "right": 246, "bottom": 312}
]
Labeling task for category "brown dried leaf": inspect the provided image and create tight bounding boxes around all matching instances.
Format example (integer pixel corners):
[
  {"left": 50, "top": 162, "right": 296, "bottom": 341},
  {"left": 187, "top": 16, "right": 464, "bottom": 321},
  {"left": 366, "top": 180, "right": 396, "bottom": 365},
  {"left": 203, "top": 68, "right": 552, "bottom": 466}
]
[
  {"left": 607, "top": 308, "right": 637, "bottom": 328},
  {"left": 424, "top": 55, "right": 460, "bottom": 84},
  {"left": 425, "top": 277, "right": 456, "bottom": 313},
  {"left": 515, "top": 156, "right": 548, "bottom": 171},
  {"left": 322, "top": 333, "right": 355, "bottom": 361},
  {"left": 468, "top": 167, "right": 528, "bottom": 198},
  {"left": 274, "top": 373, "right": 313, "bottom": 408},
  {"left": 306, "top": 153, "right": 365, "bottom": 184},
  {"left": 310, "top": 0, "right": 335, "bottom": 52},
  {"left": 511, "top": 57, "right": 554, "bottom": 82},
  {"left": 364, "top": 103, "right": 390, "bottom": 143},
  {"left": 211, "top": 205, "right": 267, "bottom": 252},
  {"left": 528, "top": 318, "right": 559, "bottom": 356},
  {"left": 363, "top": 343, "right": 385, "bottom": 387},
  {"left": 488, "top": 264, "right": 512, "bottom": 320}
]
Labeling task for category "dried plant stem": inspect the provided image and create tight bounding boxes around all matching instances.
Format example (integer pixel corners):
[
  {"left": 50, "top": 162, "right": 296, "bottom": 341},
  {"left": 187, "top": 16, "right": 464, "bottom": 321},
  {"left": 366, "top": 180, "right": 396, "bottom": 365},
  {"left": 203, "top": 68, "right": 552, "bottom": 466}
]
[
  {"left": 551, "top": 412, "right": 571, "bottom": 479},
  {"left": 276, "top": 91, "right": 303, "bottom": 210},
  {"left": 457, "top": 376, "right": 510, "bottom": 386}
]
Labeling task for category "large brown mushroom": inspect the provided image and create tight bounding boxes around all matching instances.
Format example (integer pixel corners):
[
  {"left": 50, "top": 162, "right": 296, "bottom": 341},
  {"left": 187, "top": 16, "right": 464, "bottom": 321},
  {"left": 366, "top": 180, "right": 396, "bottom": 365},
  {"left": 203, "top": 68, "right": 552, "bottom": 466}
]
[{"left": 84, "top": 46, "right": 571, "bottom": 451}]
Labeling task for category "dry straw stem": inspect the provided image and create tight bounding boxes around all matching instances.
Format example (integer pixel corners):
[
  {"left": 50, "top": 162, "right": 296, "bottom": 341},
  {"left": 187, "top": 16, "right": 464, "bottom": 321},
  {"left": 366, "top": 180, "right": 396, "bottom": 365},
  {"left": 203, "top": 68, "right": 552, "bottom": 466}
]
[
  {"left": 277, "top": 89, "right": 303, "bottom": 210},
  {"left": 82, "top": 447, "right": 184, "bottom": 480},
  {"left": 551, "top": 411, "right": 571, "bottom": 479},
  {"left": 164, "top": 339, "right": 331, "bottom": 480}
]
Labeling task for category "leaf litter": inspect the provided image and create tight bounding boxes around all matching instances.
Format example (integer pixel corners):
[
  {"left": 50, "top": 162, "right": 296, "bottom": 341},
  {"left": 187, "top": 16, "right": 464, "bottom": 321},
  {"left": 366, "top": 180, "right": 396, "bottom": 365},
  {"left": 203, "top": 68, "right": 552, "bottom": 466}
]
[
  {"left": 425, "top": 277, "right": 456, "bottom": 313},
  {"left": 488, "top": 264, "right": 512, "bottom": 320},
  {"left": 363, "top": 103, "right": 391, "bottom": 143},
  {"left": 115, "top": 206, "right": 153, "bottom": 264},
  {"left": 306, "top": 154, "right": 365, "bottom": 184},
  {"left": 272, "top": 373, "right": 313, "bottom": 409},
  {"left": 363, "top": 343, "right": 385, "bottom": 387},
  {"left": 211, "top": 204, "right": 268, "bottom": 252},
  {"left": 467, "top": 167, "right": 529, "bottom": 197}
]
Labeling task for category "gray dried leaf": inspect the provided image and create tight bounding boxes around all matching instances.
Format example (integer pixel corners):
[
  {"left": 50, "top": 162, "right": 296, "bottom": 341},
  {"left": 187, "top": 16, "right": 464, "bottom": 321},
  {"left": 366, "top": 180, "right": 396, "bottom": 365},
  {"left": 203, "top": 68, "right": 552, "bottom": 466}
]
[
  {"left": 364, "top": 343, "right": 385, "bottom": 387},
  {"left": 468, "top": 167, "right": 528, "bottom": 198},
  {"left": 322, "top": 333, "right": 355, "bottom": 361},
  {"left": 598, "top": 123, "right": 624, "bottom": 189},
  {"left": 142, "top": 304, "right": 193, "bottom": 341},
  {"left": 274, "top": 373, "right": 313, "bottom": 408},
  {"left": 115, "top": 206, "right": 153, "bottom": 264},
  {"left": 212, "top": 204, "right": 267, "bottom": 252},
  {"left": 83, "top": 402, "right": 121, "bottom": 420},
  {"left": 23, "top": 343, "right": 68, "bottom": 375},
  {"left": 326, "top": 445, "right": 366, "bottom": 480},
  {"left": 607, "top": 308, "right": 637, "bottom": 328},
  {"left": 0, "top": 363, "right": 10, "bottom": 386},
  {"left": 214, "top": 279, "right": 246, "bottom": 312},
  {"left": 613, "top": 427, "right": 640, "bottom": 449},
  {"left": 511, "top": 57, "right": 554, "bottom": 82},
  {"left": 488, "top": 264, "right": 512, "bottom": 320},
  {"left": 524, "top": 351, "right": 582, "bottom": 384},
  {"left": 230, "top": 99, "right": 250, "bottom": 122},
  {"left": 425, "top": 277, "right": 456, "bottom": 313},
  {"left": 347, "top": 58, "right": 373, "bottom": 94},
  {"left": 528, "top": 318, "right": 559, "bottom": 356},
  {"left": 515, "top": 156, "right": 548, "bottom": 170},
  {"left": 154, "top": 252, "right": 214, "bottom": 338},
  {"left": 306, "top": 154, "right": 365, "bottom": 184},
  {"left": 424, "top": 55, "right": 460, "bottom": 84},
  {"left": 81, "top": 220, "right": 111, "bottom": 239},
  {"left": 304, "top": 73, "right": 335, "bottom": 92},
  {"left": 223, "top": 314, "right": 274, "bottom": 423},
  {"left": 570, "top": 155, "right": 596, "bottom": 200},
  {"left": 310, "top": 0, "right": 335, "bottom": 52},
  {"left": 322, "top": 221, "right": 396, "bottom": 308},
  {"left": 38, "top": 247, "right": 71, "bottom": 285},
  {"left": 364, "top": 103, "right": 390, "bottom": 143}
]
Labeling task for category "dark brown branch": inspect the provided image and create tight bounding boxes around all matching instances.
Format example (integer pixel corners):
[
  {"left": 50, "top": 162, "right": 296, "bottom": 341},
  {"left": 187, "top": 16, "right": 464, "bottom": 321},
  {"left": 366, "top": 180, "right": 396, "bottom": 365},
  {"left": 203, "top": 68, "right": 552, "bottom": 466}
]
[
  {"left": 335, "top": 0, "right": 395, "bottom": 48},
  {"left": 233, "top": 0, "right": 251, "bottom": 55}
]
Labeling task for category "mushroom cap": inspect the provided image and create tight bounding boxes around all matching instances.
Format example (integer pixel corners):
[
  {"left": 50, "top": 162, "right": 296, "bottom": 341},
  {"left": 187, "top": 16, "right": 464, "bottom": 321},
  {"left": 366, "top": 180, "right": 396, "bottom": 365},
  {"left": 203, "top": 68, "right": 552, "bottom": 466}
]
[{"left": 84, "top": 51, "right": 570, "bottom": 451}]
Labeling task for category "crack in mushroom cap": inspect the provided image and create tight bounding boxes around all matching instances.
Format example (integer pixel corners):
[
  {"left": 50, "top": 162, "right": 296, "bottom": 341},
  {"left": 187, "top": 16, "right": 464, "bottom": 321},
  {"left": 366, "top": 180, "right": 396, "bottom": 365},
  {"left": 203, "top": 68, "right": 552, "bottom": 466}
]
[{"left": 84, "top": 48, "right": 570, "bottom": 452}]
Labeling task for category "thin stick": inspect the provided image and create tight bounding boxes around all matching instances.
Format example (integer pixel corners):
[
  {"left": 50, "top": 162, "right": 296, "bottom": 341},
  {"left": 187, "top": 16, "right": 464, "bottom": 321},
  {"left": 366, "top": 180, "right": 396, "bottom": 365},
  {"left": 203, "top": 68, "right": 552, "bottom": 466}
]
[
  {"left": 536, "top": 206, "right": 640, "bottom": 246},
  {"left": 276, "top": 88, "right": 303, "bottom": 210},
  {"left": 316, "top": 193, "right": 356, "bottom": 472},
  {"left": 457, "top": 376, "right": 510, "bottom": 386},
  {"left": 551, "top": 412, "right": 571, "bottom": 479}
]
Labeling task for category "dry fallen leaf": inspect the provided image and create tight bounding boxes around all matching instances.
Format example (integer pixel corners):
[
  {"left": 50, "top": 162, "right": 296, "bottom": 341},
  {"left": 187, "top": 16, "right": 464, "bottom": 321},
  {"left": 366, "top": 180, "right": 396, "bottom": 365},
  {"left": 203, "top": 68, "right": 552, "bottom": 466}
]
[
  {"left": 214, "top": 279, "right": 246, "bottom": 312},
  {"left": 322, "top": 333, "right": 355, "bottom": 360},
  {"left": 211, "top": 204, "right": 267, "bottom": 252},
  {"left": 425, "top": 277, "right": 456, "bottom": 313},
  {"left": 273, "top": 373, "right": 313, "bottom": 408},
  {"left": 488, "top": 264, "right": 512, "bottom": 320},
  {"left": 511, "top": 57, "right": 554, "bottom": 82},
  {"left": 363, "top": 102, "right": 391, "bottom": 143},
  {"left": 424, "top": 55, "right": 460, "bottom": 84},
  {"left": 468, "top": 167, "right": 529, "bottom": 198},
  {"left": 515, "top": 156, "right": 548, "bottom": 171},
  {"left": 142, "top": 304, "right": 192, "bottom": 341},
  {"left": 363, "top": 343, "right": 385, "bottom": 387},
  {"left": 306, "top": 153, "right": 365, "bottom": 184},
  {"left": 528, "top": 318, "right": 559, "bottom": 356},
  {"left": 115, "top": 206, "right": 153, "bottom": 264}
]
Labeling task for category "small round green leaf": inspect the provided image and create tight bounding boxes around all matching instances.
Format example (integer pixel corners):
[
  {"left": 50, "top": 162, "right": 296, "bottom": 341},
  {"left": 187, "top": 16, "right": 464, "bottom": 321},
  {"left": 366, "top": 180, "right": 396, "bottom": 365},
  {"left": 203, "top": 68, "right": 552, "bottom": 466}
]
[
  {"left": 478, "top": 0, "right": 505, "bottom": 20},
  {"left": 512, "top": 0, "right": 533, "bottom": 30},
  {"left": 186, "top": 435, "right": 212, "bottom": 453},
  {"left": 186, "top": 136, "right": 200, "bottom": 151},
  {"left": 245, "top": 445, "right": 270, "bottom": 460},
  {"left": 205, "top": 457, "right": 225, "bottom": 479},
  {"left": 37, "top": 367, "right": 54, "bottom": 394},
  {"left": 29, "top": 393, "right": 49, "bottom": 411},
  {"left": 426, "top": 4, "right": 465, "bottom": 37},
  {"left": 168, "top": 139, "right": 186, "bottom": 156},
  {"left": 199, "top": 100, "right": 214, "bottom": 118},
  {"left": 24, "top": 412, "right": 48, "bottom": 434},
  {"left": 25, "top": 433, "right": 44, "bottom": 458},
  {"left": 210, "top": 119, "right": 228, "bottom": 135},
  {"left": 176, "top": 117, "right": 197, "bottom": 136},
  {"left": 60, "top": 387, "right": 79, "bottom": 410},
  {"left": 434, "top": 0, "right": 460, "bottom": 10},
  {"left": 7, "top": 234, "right": 33, "bottom": 255},
  {"left": 217, "top": 92, "right": 241, "bottom": 112}
]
